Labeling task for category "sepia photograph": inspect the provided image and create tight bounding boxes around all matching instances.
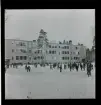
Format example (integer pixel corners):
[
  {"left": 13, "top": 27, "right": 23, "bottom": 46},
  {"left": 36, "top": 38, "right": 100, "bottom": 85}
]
[{"left": 5, "top": 9, "right": 95, "bottom": 99}]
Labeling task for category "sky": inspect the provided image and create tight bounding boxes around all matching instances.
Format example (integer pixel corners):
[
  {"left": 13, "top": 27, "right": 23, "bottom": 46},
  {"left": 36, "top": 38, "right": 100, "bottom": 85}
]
[{"left": 5, "top": 9, "right": 95, "bottom": 49}]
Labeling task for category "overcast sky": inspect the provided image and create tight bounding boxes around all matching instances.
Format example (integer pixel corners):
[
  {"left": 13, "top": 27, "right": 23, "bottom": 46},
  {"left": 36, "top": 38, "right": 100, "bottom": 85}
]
[{"left": 5, "top": 9, "right": 95, "bottom": 49}]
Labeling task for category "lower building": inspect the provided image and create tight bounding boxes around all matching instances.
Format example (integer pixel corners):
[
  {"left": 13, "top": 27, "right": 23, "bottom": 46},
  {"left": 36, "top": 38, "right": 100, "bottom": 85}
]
[{"left": 5, "top": 39, "right": 86, "bottom": 64}]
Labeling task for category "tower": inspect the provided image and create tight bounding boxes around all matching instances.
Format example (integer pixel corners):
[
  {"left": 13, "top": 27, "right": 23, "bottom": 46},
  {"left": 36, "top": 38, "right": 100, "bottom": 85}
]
[{"left": 37, "top": 29, "right": 49, "bottom": 49}]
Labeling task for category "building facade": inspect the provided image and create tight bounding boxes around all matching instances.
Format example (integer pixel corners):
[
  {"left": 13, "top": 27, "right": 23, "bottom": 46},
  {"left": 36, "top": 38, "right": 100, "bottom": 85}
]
[
  {"left": 86, "top": 47, "right": 95, "bottom": 62},
  {"left": 5, "top": 30, "right": 86, "bottom": 64}
]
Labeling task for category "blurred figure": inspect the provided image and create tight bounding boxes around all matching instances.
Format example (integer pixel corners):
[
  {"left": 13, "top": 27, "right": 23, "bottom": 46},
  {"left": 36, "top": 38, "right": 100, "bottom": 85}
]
[
  {"left": 87, "top": 62, "right": 92, "bottom": 77},
  {"left": 80, "top": 63, "right": 83, "bottom": 71}
]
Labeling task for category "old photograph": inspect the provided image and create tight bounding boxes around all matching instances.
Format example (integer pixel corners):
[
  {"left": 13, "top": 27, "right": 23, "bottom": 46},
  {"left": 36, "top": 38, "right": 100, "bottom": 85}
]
[{"left": 5, "top": 9, "right": 95, "bottom": 99}]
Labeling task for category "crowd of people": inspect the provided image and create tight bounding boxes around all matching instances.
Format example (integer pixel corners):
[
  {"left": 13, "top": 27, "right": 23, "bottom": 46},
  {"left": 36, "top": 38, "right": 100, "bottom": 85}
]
[{"left": 5, "top": 61, "right": 94, "bottom": 77}]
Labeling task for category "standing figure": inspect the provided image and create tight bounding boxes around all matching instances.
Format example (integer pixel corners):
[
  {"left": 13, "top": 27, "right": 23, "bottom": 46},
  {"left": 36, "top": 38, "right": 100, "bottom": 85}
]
[
  {"left": 50, "top": 64, "right": 53, "bottom": 70},
  {"left": 64, "top": 64, "right": 66, "bottom": 70},
  {"left": 76, "top": 64, "right": 78, "bottom": 72},
  {"left": 28, "top": 66, "right": 31, "bottom": 72},
  {"left": 87, "top": 62, "right": 92, "bottom": 77},
  {"left": 60, "top": 65, "right": 62, "bottom": 72},
  {"left": 25, "top": 64, "right": 27, "bottom": 71},
  {"left": 70, "top": 63, "right": 72, "bottom": 71},
  {"left": 68, "top": 63, "right": 70, "bottom": 68},
  {"left": 83, "top": 63, "right": 86, "bottom": 71},
  {"left": 80, "top": 63, "right": 83, "bottom": 71}
]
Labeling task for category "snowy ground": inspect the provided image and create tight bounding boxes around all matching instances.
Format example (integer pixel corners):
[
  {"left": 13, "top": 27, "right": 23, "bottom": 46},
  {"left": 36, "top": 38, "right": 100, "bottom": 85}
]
[{"left": 5, "top": 64, "right": 95, "bottom": 99}]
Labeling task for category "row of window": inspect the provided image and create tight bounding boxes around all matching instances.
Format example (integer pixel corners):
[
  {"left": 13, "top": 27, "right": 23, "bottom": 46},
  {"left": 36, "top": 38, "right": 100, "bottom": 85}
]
[
  {"left": 12, "top": 49, "right": 31, "bottom": 53},
  {"left": 49, "top": 45, "right": 57, "bottom": 48},
  {"left": 16, "top": 42, "right": 26, "bottom": 46},
  {"left": 48, "top": 45, "right": 69, "bottom": 49},
  {"left": 12, "top": 56, "right": 79, "bottom": 60},
  {"left": 62, "top": 57, "right": 69, "bottom": 60},
  {"left": 62, "top": 57, "right": 79, "bottom": 60},
  {"left": 34, "top": 50, "right": 42, "bottom": 54},
  {"left": 34, "top": 56, "right": 44, "bottom": 60},
  {"left": 62, "top": 51, "right": 69, "bottom": 54},
  {"left": 16, "top": 56, "right": 27, "bottom": 60},
  {"left": 62, "top": 46, "right": 69, "bottom": 49},
  {"left": 48, "top": 51, "right": 56, "bottom": 54}
]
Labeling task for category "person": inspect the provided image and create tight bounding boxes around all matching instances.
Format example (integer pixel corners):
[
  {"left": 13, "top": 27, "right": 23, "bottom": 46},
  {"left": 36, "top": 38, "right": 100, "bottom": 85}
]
[
  {"left": 75, "top": 64, "right": 78, "bottom": 72},
  {"left": 50, "top": 64, "right": 52, "bottom": 70},
  {"left": 80, "top": 63, "right": 83, "bottom": 71},
  {"left": 70, "top": 63, "right": 72, "bottom": 71},
  {"left": 60, "top": 65, "right": 62, "bottom": 72},
  {"left": 72, "top": 63, "right": 74, "bottom": 70},
  {"left": 68, "top": 63, "right": 70, "bottom": 68},
  {"left": 25, "top": 64, "right": 27, "bottom": 71},
  {"left": 87, "top": 62, "right": 92, "bottom": 77},
  {"left": 16, "top": 63, "right": 18, "bottom": 69},
  {"left": 28, "top": 66, "right": 31, "bottom": 72},
  {"left": 83, "top": 63, "right": 85, "bottom": 71},
  {"left": 91, "top": 63, "right": 93, "bottom": 70},
  {"left": 64, "top": 64, "right": 66, "bottom": 70},
  {"left": 57, "top": 63, "right": 59, "bottom": 69}
]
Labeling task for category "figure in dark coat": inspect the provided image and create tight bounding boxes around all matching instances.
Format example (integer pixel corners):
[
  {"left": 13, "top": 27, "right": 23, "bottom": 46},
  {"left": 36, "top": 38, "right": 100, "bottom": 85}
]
[
  {"left": 87, "top": 62, "right": 92, "bottom": 77},
  {"left": 64, "top": 64, "right": 66, "bottom": 70}
]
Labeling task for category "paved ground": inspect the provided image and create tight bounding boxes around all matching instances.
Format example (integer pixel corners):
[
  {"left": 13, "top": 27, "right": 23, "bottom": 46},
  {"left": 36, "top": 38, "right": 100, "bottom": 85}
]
[{"left": 5, "top": 64, "right": 95, "bottom": 99}]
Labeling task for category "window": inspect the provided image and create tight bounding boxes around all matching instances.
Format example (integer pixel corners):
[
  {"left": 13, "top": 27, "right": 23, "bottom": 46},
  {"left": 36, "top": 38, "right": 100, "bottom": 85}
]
[
  {"left": 38, "top": 56, "right": 40, "bottom": 59},
  {"left": 67, "top": 51, "right": 69, "bottom": 54},
  {"left": 49, "top": 51, "right": 51, "bottom": 54},
  {"left": 40, "top": 50, "right": 42, "bottom": 53},
  {"left": 59, "top": 46, "right": 60, "bottom": 48},
  {"left": 29, "top": 50, "right": 31, "bottom": 53},
  {"left": 78, "top": 52, "right": 80, "bottom": 55},
  {"left": 62, "top": 57, "right": 64, "bottom": 60},
  {"left": 52, "top": 51, "right": 54, "bottom": 54},
  {"left": 37, "top": 50, "right": 39, "bottom": 54},
  {"left": 55, "top": 46, "right": 57, "bottom": 48},
  {"left": 34, "top": 57, "right": 36, "bottom": 60},
  {"left": 74, "top": 57, "right": 75, "bottom": 60},
  {"left": 49, "top": 45, "right": 51, "bottom": 48},
  {"left": 76, "top": 47, "right": 78, "bottom": 50},
  {"left": 16, "top": 56, "right": 19, "bottom": 60},
  {"left": 12, "top": 49, "right": 14, "bottom": 52},
  {"left": 20, "top": 56, "right": 23, "bottom": 60},
  {"left": 67, "top": 46, "right": 69, "bottom": 49},
  {"left": 62, "top": 51, "right": 64, "bottom": 54},
  {"left": 39, "top": 36, "right": 44, "bottom": 38},
  {"left": 12, "top": 57, "right": 14, "bottom": 60},
  {"left": 42, "top": 56, "right": 44, "bottom": 59},
  {"left": 52, "top": 46, "right": 54, "bottom": 48},
  {"left": 24, "top": 56, "right": 27, "bottom": 60},
  {"left": 68, "top": 57, "right": 69, "bottom": 60}
]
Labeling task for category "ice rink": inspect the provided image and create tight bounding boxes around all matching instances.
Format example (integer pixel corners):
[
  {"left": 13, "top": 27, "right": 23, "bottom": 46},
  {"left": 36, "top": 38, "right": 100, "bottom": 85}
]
[{"left": 5, "top": 64, "right": 95, "bottom": 99}]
